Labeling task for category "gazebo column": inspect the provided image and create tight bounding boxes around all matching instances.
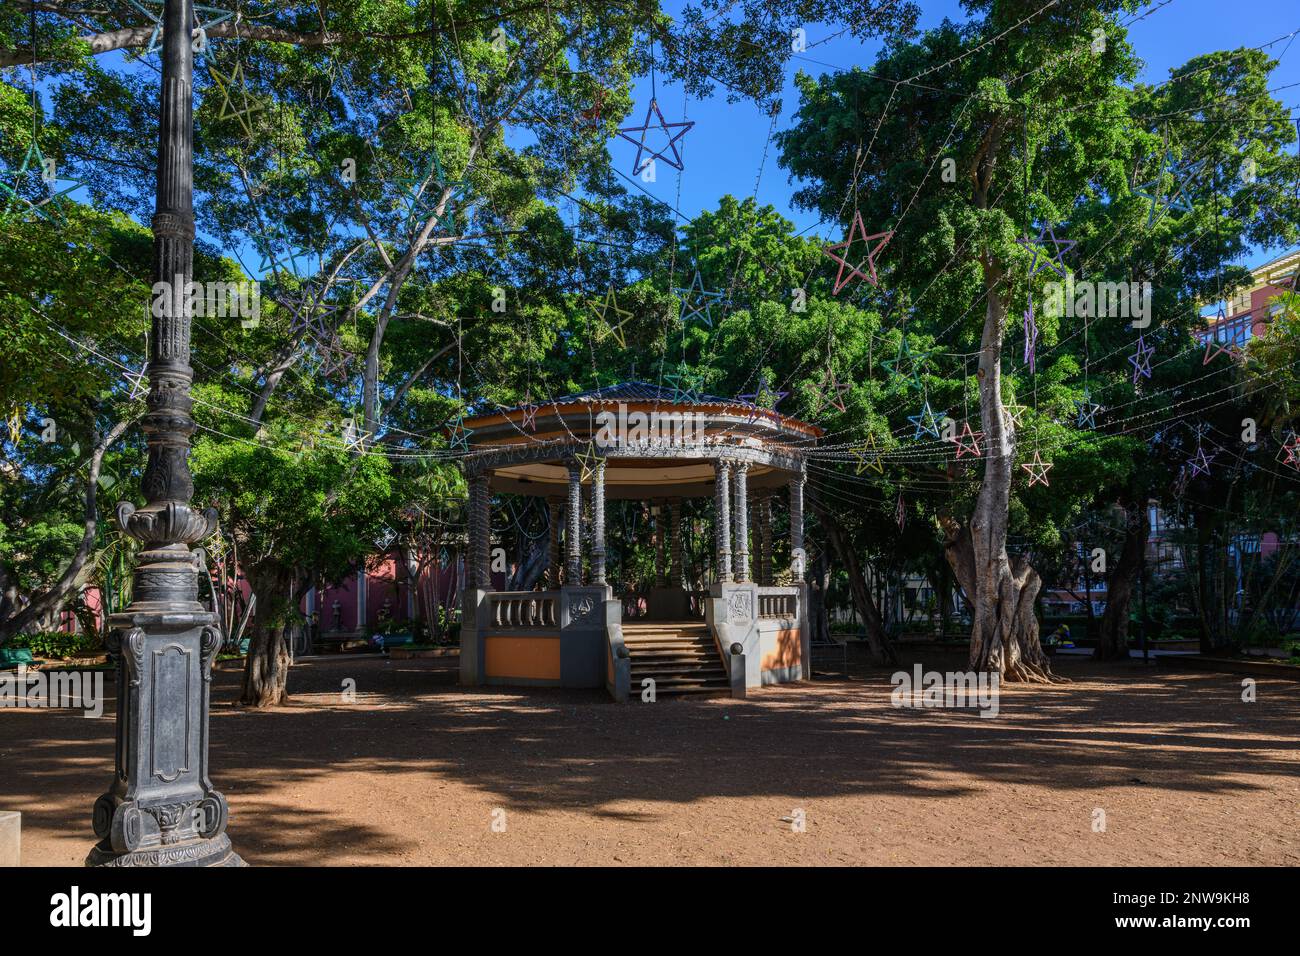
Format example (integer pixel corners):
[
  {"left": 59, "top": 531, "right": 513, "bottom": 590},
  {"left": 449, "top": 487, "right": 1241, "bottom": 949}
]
[
  {"left": 565, "top": 460, "right": 583, "bottom": 585},
  {"left": 653, "top": 501, "right": 667, "bottom": 587},
  {"left": 469, "top": 472, "right": 492, "bottom": 589},
  {"left": 758, "top": 495, "right": 773, "bottom": 586},
  {"left": 592, "top": 460, "right": 607, "bottom": 586},
  {"left": 733, "top": 462, "right": 750, "bottom": 583},
  {"left": 547, "top": 497, "right": 562, "bottom": 586},
  {"left": 714, "top": 460, "right": 732, "bottom": 584},
  {"left": 789, "top": 469, "right": 805, "bottom": 580},
  {"left": 669, "top": 498, "right": 685, "bottom": 588}
]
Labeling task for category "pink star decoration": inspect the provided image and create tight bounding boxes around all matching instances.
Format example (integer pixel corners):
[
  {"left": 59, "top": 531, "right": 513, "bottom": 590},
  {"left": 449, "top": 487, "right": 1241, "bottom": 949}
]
[
  {"left": 821, "top": 211, "right": 893, "bottom": 294},
  {"left": 1020, "top": 450, "right": 1053, "bottom": 487}
]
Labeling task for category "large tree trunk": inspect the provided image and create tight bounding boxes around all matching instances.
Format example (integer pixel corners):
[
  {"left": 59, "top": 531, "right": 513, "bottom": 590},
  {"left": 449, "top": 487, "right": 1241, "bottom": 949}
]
[
  {"left": 947, "top": 255, "right": 1058, "bottom": 683},
  {"left": 240, "top": 563, "right": 296, "bottom": 707},
  {"left": 808, "top": 490, "right": 895, "bottom": 665},
  {"left": 1095, "top": 503, "right": 1147, "bottom": 660}
]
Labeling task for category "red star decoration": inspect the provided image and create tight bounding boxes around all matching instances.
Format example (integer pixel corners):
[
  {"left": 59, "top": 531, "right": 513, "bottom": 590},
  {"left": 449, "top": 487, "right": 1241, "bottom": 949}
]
[
  {"left": 822, "top": 212, "right": 893, "bottom": 294},
  {"left": 952, "top": 421, "right": 983, "bottom": 459},
  {"left": 519, "top": 398, "right": 539, "bottom": 432},
  {"left": 1280, "top": 434, "right": 1300, "bottom": 471}
]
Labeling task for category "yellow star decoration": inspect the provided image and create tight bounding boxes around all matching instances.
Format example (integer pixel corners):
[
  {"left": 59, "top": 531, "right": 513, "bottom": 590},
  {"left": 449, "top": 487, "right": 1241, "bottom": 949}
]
[
  {"left": 5, "top": 407, "right": 22, "bottom": 444},
  {"left": 1020, "top": 450, "right": 1054, "bottom": 488},
  {"left": 1002, "top": 402, "right": 1028, "bottom": 429},
  {"left": 574, "top": 441, "right": 604, "bottom": 483},
  {"left": 850, "top": 433, "right": 884, "bottom": 475},
  {"left": 588, "top": 287, "right": 632, "bottom": 348},
  {"left": 207, "top": 59, "right": 263, "bottom": 139}
]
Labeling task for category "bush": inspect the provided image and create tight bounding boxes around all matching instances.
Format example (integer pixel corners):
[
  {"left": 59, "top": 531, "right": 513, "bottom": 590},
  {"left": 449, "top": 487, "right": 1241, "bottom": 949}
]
[{"left": 8, "top": 631, "right": 101, "bottom": 659}]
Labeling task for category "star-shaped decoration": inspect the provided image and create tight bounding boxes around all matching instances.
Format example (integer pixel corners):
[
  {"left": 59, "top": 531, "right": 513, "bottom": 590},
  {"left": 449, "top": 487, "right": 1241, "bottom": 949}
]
[
  {"left": 881, "top": 338, "right": 929, "bottom": 392},
  {"left": 342, "top": 417, "right": 371, "bottom": 450},
  {"left": 812, "top": 364, "right": 851, "bottom": 414},
  {"left": 253, "top": 228, "right": 320, "bottom": 281},
  {"left": 206, "top": 57, "right": 262, "bottom": 139},
  {"left": 574, "top": 442, "right": 604, "bottom": 483},
  {"left": 394, "top": 152, "right": 471, "bottom": 233},
  {"left": 822, "top": 212, "right": 893, "bottom": 294},
  {"left": 664, "top": 363, "right": 705, "bottom": 404},
  {"left": 375, "top": 525, "right": 397, "bottom": 551},
  {"left": 519, "top": 397, "right": 539, "bottom": 432},
  {"left": 1074, "top": 389, "right": 1102, "bottom": 429},
  {"left": 122, "top": 365, "right": 150, "bottom": 401},
  {"left": 895, "top": 492, "right": 906, "bottom": 530},
  {"left": 1187, "top": 443, "right": 1216, "bottom": 478},
  {"left": 738, "top": 374, "right": 788, "bottom": 423},
  {"left": 129, "top": 1, "right": 237, "bottom": 56},
  {"left": 588, "top": 287, "right": 633, "bottom": 347},
  {"left": 673, "top": 269, "right": 724, "bottom": 328},
  {"left": 446, "top": 412, "right": 473, "bottom": 453},
  {"left": 1002, "top": 402, "right": 1028, "bottom": 429},
  {"left": 0, "top": 138, "right": 86, "bottom": 223},
  {"left": 850, "top": 433, "right": 885, "bottom": 475},
  {"left": 1128, "top": 334, "right": 1155, "bottom": 383},
  {"left": 1023, "top": 296, "right": 1039, "bottom": 373},
  {"left": 1134, "top": 149, "right": 1205, "bottom": 226},
  {"left": 951, "top": 421, "right": 983, "bottom": 458},
  {"left": 4, "top": 408, "right": 21, "bottom": 445},
  {"left": 1020, "top": 450, "right": 1054, "bottom": 487},
  {"left": 1016, "top": 223, "right": 1076, "bottom": 279},
  {"left": 1277, "top": 433, "right": 1300, "bottom": 472},
  {"left": 1201, "top": 306, "right": 1241, "bottom": 365},
  {"left": 616, "top": 98, "right": 695, "bottom": 175},
  {"left": 908, "top": 401, "right": 946, "bottom": 440}
]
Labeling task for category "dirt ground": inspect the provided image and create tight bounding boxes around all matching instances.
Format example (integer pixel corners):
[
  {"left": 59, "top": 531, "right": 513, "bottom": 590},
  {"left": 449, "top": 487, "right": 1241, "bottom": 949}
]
[{"left": 2, "top": 656, "right": 1297, "bottom": 866}]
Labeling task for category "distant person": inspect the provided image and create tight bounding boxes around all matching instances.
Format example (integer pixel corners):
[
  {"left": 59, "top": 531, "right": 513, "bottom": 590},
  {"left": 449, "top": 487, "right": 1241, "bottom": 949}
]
[{"left": 1044, "top": 624, "right": 1071, "bottom": 647}]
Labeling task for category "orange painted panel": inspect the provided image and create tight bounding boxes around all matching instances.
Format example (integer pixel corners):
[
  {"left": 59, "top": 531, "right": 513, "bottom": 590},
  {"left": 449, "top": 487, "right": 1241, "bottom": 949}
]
[
  {"left": 761, "top": 628, "right": 802, "bottom": 672},
  {"left": 485, "top": 636, "right": 562, "bottom": 680}
]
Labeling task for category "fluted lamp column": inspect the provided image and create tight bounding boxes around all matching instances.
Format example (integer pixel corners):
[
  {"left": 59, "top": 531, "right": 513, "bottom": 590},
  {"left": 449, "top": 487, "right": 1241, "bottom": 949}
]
[{"left": 88, "top": 0, "right": 241, "bottom": 867}]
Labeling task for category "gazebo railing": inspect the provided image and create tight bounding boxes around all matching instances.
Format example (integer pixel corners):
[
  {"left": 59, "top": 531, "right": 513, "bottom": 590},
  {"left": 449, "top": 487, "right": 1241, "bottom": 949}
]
[
  {"left": 757, "top": 586, "right": 799, "bottom": 620},
  {"left": 489, "top": 591, "right": 559, "bottom": 629}
]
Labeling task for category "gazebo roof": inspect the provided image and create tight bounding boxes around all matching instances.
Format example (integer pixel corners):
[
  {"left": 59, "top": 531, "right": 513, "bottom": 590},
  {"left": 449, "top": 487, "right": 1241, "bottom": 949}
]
[{"left": 459, "top": 379, "right": 820, "bottom": 499}]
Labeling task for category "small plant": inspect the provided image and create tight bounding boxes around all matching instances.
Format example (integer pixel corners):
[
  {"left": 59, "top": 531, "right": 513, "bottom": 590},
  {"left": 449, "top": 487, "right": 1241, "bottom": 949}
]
[{"left": 9, "top": 631, "right": 100, "bottom": 659}]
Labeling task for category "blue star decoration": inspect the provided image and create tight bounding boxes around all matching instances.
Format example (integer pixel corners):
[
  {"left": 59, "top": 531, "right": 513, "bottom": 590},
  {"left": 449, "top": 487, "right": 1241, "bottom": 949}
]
[
  {"left": 673, "top": 269, "right": 724, "bottom": 327},
  {"left": 1187, "top": 443, "right": 1217, "bottom": 478},
  {"left": 738, "top": 374, "right": 788, "bottom": 423},
  {"left": 1074, "top": 388, "right": 1102, "bottom": 429},
  {"left": 1134, "top": 149, "right": 1205, "bottom": 226},
  {"left": 664, "top": 363, "right": 704, "bottom": 404},
  {"left": 1128, "top": 334, "right": 1155, "bottom": 383},
  {"left": 446, "top": 412, "right": 472, "bottom": 453},
  {"left": 588, "top": 287, "right": 633, "bottom": 347},
  {"left": 616, "top": 98, "right": 695, "bottom": 175},
  {"left": 908, "top": 401, "right": 946, "bottom": 440},
  {"left": 128, "top": 1, "right": 238, "bottom": 56},
  {"left": 254, "top": 229, "right": 319, "bottom": 282},
  {"left": 1016, "top": 223, "right": 1076, "bottom": 279},
  {"left": 0, "top": 138, "right": 85, "bottom": 223}
]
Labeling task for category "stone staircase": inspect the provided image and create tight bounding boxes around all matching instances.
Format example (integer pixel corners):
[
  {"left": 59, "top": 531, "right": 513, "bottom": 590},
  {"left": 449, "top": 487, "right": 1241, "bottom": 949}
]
[{"left": 621, "top": 620, "right": 729, "bottom": 696}]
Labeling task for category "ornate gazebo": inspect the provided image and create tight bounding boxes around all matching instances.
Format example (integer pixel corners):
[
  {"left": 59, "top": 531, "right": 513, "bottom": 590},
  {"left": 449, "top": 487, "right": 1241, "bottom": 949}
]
[{"left": 456, "top": 382, "right": 820, "bottom": 700}]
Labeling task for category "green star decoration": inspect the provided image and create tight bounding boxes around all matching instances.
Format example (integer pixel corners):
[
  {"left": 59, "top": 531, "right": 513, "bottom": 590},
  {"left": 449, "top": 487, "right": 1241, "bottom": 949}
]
[
  {"left": 0, "top": 139, "right": 85, "bottom": 223},
  {"left": 206, "top": 57, "right": 263, "bottom": 139},
  {"left": 664, "top": 363, "right": 704, "bottom": 403},
  {"left": 881, "top": 338, "right": 930, "bottom": 392},
  {"left": 395, "top": 153, "right": 470, "bottom": 233}
]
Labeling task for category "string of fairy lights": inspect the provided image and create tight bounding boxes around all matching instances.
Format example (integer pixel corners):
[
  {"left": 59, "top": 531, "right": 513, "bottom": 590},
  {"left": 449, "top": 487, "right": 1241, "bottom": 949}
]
[{"left": 4, "top": 0, "right": 1300, "bottom": 540}]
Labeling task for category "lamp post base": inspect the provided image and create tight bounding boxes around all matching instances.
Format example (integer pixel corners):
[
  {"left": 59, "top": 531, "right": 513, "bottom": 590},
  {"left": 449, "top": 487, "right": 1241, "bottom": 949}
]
[{"left": 86, "top": 832, "right": 244, "bottom": 867}]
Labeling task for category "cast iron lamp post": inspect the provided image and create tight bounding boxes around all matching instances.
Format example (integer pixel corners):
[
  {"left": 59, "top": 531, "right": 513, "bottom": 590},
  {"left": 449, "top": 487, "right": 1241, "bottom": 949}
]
[{"left": 87, "top": 0, "right": 241, "bottom": 866}]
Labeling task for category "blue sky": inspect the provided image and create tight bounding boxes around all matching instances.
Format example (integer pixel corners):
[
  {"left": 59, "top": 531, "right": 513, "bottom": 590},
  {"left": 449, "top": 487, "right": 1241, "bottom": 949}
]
[{"left": 614, "top": 0, "right": 1300, "bottom": 270}]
